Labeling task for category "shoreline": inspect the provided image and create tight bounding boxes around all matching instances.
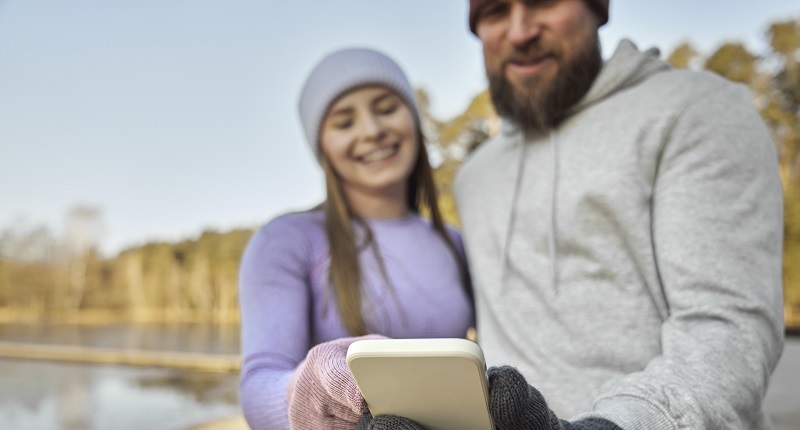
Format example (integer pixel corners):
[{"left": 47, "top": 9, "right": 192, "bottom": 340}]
[
  {"left": 0, "top": 340, "right": 240, "bottom": 372},
  {"left": 0, "top": 308, "right": 240, "bottom": 325},
  {"left": 190, "top": 415, "right": 248, "bottom": 430}
]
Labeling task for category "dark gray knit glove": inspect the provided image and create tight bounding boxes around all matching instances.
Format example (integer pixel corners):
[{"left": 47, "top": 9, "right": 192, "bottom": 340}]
[
  {"left": 488, "top": 366, "right": 622, "bottom": 430},
  {"left": 356, "top": 412, "right": 424, "bottom": 430}
]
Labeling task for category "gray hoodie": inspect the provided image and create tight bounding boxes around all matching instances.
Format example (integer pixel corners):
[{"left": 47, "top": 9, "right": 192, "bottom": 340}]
[{"left": 454, "top": 40, "right": 784, "bottom": 429}]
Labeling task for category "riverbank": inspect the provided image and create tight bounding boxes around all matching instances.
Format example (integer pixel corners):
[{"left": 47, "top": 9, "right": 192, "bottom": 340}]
[
  {"left": 191, "top": 415, "right": 249, "bottom": 430},
  {"left": 0, "top": 308, "right": 240, "bottom": 325}
]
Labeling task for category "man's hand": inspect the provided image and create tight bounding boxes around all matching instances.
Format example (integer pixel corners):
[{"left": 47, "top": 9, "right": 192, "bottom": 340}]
[
  {"left": 287, "top": 335, "right": 386, "bottom": 430},
  {"left": 488, "top": 366, "right": 622, "bottom": 430},
  {"left": 356, "top": 412, "right": 425, "bottom": 430}
]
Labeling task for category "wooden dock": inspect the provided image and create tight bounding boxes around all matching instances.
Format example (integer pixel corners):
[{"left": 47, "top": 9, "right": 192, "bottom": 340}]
[{"left": 0, "top": 341, "right": 241, "bottom": 373}]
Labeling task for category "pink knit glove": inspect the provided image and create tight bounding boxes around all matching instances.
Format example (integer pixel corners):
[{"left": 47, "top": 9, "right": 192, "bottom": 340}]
[{"left": 287, "top": 335, "right": 387, "bottom": 430}]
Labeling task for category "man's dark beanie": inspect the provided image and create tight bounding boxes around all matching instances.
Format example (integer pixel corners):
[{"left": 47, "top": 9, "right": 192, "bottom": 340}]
[{"left": 468, "top": 0, "right": 609, "bottom": 34}]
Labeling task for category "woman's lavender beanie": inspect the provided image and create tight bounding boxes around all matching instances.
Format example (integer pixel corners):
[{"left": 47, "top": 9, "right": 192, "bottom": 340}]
[{"left": 298, "top": 48, "right": 419, "bottom": 159}]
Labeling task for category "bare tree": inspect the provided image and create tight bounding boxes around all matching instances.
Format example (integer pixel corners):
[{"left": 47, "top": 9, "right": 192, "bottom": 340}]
[
  {"left": 61, "top": 205, "right": 104, "bottom": 310},
  {"left": 0, "top": 218, "right": 57, "bottom": 312}
]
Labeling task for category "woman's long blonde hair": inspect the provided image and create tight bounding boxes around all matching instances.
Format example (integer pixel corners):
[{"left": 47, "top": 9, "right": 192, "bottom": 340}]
[{"left": 322, "top": 127, "right": 470, "bottom": 336}]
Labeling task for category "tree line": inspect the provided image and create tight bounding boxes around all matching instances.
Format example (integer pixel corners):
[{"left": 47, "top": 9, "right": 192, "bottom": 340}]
[
  {"left": 1, "top": 18, "right": 798, "bottom": 327},
  {"left": 0, "top": 213, "right": 252, "bottom": 323}
]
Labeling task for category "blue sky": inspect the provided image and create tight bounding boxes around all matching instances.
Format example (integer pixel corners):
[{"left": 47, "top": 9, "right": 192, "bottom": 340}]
[{"left": 1, "top": 0, "right": 798, "bottom": 254}]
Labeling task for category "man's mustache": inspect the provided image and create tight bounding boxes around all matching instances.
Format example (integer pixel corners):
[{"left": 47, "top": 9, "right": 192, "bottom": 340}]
[{"left": 502, "top": 43, "right": 559, "bottom": 68}]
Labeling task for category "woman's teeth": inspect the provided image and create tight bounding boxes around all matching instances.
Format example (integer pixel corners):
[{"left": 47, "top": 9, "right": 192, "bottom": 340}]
[{"left": 361, "top": 146, "right": 398, "bottom": 163}]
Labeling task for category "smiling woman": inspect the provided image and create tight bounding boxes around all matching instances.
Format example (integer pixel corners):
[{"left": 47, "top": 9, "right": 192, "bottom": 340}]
[{"left": 236, "top": 48, "right": 475, "bottom": 430}]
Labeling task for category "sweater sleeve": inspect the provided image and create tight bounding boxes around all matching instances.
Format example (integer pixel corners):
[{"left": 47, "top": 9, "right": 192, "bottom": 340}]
[
  {"left": 584, "top": 83, "right": 785, "bottom": 429},
  {"left": 238, "top": 216, "right": 314, "bottom": 430}
]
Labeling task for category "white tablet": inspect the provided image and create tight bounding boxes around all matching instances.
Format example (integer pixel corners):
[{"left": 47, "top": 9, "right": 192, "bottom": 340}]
[{"left": 346, "top": 338, "right": 495, "bottom": 430}]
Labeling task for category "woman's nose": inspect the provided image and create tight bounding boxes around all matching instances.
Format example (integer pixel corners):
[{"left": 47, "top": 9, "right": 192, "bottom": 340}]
[{"left": 360, "top": 112, "right": 386, "bottom": 142}]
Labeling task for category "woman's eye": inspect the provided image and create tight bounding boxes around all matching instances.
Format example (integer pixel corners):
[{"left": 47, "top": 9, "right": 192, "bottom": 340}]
[
  {"left": 333, "top": 119, "right": 353, "bottom": 130},
  {"left": 377, "top": 103, "right": 398, "bottom": 115}
]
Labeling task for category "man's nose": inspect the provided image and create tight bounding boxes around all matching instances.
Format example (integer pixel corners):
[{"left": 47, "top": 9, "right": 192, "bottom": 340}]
[{"left": 507, "top": 2, "right": 542, "bottom": 47}]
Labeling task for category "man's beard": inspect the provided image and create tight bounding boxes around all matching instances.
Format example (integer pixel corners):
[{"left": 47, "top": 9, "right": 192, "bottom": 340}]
[{"left": 487, "top": 34, "right": 603, "bottom": 136}]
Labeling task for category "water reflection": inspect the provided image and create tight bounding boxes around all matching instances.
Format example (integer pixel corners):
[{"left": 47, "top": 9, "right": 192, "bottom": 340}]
[
  {"left": 135, "top": 371, "right": 239, "bottom": 405},
  {"left": 56, "top": 370, "right": 90, "bottom": 430},
  {"left": 0, "top": 322, "right": 242, "bottom": 430},
  {"left": 0, "top": 360, "right": 240, "bottom": 430}
]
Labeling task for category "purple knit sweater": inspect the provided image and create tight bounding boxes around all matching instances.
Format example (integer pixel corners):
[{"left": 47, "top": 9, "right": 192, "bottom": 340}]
[{"left": 238, "top": 209, "right": 474, "bottom": 430}]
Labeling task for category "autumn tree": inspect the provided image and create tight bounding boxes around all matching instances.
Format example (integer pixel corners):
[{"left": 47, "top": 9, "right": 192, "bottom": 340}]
[
  {"left": 763, "top": 20, "right": 800, "bottom": 317},
  {"left": 666, "top": 41, "right": 699, "bottom": 69},
  {"left": 705, "top": 42, "right": 757, "bottom": 84}
]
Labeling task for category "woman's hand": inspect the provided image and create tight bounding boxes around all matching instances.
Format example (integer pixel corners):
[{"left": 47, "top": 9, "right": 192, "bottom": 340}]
[{"left": 286, "top": 335, "right": 386, "bottom": 430}]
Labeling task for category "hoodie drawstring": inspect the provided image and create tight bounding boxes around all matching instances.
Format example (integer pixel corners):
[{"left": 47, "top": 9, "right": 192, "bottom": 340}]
[
  {"left": 549, "top": 131, "right": 559, "bottom": 295},
  {"left": 499, "top": 134, "right": 527, "bottom": 290},
  {"left": 499, "top": 130, "right": 559, "bottom": 295}
]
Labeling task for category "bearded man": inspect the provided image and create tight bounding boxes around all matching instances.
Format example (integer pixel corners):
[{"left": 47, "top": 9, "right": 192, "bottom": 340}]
[{"left": 450, "top": 0, "right": 784, "bottom": 429}]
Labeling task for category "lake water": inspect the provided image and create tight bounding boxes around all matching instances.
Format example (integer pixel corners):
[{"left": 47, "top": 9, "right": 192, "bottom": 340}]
[
  {"left": 0, "top": 361, "right": 240, "bottom": 430},
  {"left": 0, "top": 323, "right": 798, "bottom": 430},
  {"left": 0, "top": 323, "right": 241, "bottom": 430}
]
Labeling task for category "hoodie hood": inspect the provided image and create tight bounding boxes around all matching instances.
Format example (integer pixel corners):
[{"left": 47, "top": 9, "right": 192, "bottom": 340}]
[{"left": 573, "top": 39, "right": 670, "bottom": 113}]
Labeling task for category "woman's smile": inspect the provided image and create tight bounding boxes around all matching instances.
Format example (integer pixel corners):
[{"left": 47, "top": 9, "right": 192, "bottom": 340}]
[{"left": 357, "top": 144, "right": 400, "bottom": 164}]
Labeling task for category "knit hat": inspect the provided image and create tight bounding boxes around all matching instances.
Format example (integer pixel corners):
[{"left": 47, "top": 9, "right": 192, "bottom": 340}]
[
  {"left": 298, "top": 48, "right": 419, "bottom": 160},
  {"left": 468, "top": 0, "right": 609, "bottom": 35}
]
